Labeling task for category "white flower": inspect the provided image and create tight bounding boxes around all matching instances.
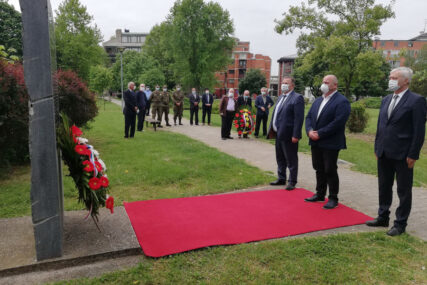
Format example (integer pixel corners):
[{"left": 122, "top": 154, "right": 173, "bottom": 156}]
[
  {"left": 92, "top": 149, "right": 100, "bottom": 157},
  {"left": 77, "top": 137, "right": 89, "bottom": 144},
  {"left": 98, "top": 159, "right": 107, "bottom": 171}
]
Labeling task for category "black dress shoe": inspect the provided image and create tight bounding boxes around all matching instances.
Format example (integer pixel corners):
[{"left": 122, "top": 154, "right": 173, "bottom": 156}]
[
  {"left": 270, "top": 179, "right": 286, "bottom": 186},
  {"left": 387, "top": 226, "right": 405, "bottom": 236},
  {"left": 304, "top": 194, "right": 325, "bottom": 202},
  {"left": 365, "top": 217, "right": 389, "bottom": 227},
  {"left": 158, "top": 125, "right": 163, "bottom": 128},
  {"left": 221, "top": 138, "right": 227, "bottom": 140},
  {"left": 285, "top": 184, "right": 295, "bottom": 191},
  {"left": 323, "top": 199, "right": 338, "bottom": 209},
  {"left": 227, "top": 136, "right": 233, "bottom": 139},
  {"left": 166, "top": 124, "right": 172, "bottom": 126}
]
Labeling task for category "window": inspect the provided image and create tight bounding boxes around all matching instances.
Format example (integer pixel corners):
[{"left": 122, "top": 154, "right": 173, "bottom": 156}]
[
  {"left": 239, "top": 60, "right": 246, "bottom": 68},
  {"left": 229, "top": 70, "right": 235, "bottom": 74},
  {"left": 394, "top": 41, "right": 399, "bottom": 47},
  {"left": 380, "top": 41, "right": 385, "bottom": 47},
  {"left": 228, "top": 79, "right": 234, "bottom": 84}
]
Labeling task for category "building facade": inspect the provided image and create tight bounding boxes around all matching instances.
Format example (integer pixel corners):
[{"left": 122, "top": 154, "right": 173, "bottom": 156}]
[
  {"left": 372, "top": 33, "right": 427, "bottom": 68},
  {"left": 214, "top": 40, "right": 271, "bottom": 97},
  {"left": 102, "top": 29, "right": 148, "bottom": 62}
]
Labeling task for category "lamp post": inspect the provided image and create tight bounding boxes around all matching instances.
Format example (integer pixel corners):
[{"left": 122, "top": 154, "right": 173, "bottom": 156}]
[{"left": 118, "top": 47, "right": 126, "bottom": 110}]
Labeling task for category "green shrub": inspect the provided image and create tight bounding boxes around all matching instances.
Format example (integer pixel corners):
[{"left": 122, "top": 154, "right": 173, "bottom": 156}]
[
  {"left": 359, "top": 97, "right": 382, "bottom": 109},
  {"left": 347, "top": 101, "right": 369, "bottom": 133}
]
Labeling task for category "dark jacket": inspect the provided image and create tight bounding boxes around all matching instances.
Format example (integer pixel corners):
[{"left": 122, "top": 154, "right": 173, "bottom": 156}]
[
  {"left": 255, "top": 95, "right": 274, "bottom": 116},
  {"left": 219, "top": 96, "right": 236, "bottom": 117},
  {"left": 237, "top": 96, "right": 252, "bottom": 111},
  {"left": 189, "top": 93, "right": 200, "bottom": 110},
  {"left": 136, "top": 90, "right": 147, "bottom": 110},
  {"left": 375, "top": 90, "right": 426, "bottom": 160},
  {"left": 305, "top": 92, "right": 351, "bottom": 150},
  {"left": 123, "top": 89, "right": 137, "bottom": 115},
  {"left": 268, "top": 91, "right": 305, "bottom": 141},
  {"left": 202, "top": 93, "right": 214, "bottom": 108}
]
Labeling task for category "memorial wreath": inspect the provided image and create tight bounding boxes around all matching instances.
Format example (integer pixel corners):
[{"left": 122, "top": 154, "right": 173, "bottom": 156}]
[
  {"left": 57, "top": 114, "right": 114, "bottom": 222},
  {"left": 234, "top": 108, "right": 256, "bottom": 136}
]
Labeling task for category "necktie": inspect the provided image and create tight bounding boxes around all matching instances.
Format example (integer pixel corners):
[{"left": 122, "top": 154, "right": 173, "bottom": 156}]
[{"left": 388, "top": 94, "right": 399, "bottom": 118}]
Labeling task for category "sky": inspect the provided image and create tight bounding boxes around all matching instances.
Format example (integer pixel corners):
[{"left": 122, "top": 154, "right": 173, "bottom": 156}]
[{"left": 7, "top": 0, "right": 427, "bottom": 75}]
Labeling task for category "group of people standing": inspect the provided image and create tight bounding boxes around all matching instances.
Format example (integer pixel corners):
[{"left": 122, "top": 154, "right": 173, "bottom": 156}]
[
  {"left": 122, "top": 83, "right": 216, "bottom": 138},
  {"left": 267, "top": 67, "right": 425, "bottom": 237}
]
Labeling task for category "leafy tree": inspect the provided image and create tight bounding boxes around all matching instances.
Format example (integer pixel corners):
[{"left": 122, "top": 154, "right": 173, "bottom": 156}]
[
  {"left": 55, "top": 0, "right": 107, "bottom": 82},
  {"left": 168, "top": 0, "right": 235, "bottom": 90},
  {"left": 89, "top": 65, "right": 113, "bottom": 95},
  {"left": 238, "top": 69, "right": 267, "bottom": 95},
  {"left": 0, "top": 45, "right": 19, "bottom": 63},
  {"left": 139, "top": 68, "right": 165, "bottom": 89},
  {"left": 411, "top": 70, "right": 427, "bottom": 97},
  {"left": 399, "top": 45, "right": 427, "bottom": 96},
  {"left": 275, "top": 0, "right": 394, "bottom": 98},
  {"left": 0, "top": 1, "right": 22, "bottom": 57},
  {"left": 143, "top": 23, "right": 176, "bottom": 88}
]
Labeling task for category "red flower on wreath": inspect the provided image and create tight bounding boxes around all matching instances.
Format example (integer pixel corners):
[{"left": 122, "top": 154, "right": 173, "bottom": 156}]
[
  {"left": 95, "top": 161, "right": 103, "bottom": 172},
  {"left": 70, "top": 125, "right": 83, "bottom": 137},
  {"left": 240, "top": 119, "right": 244, "bottom": 122},
  {"left": 100, "top": 175, "right": 109, "bottom": 187},
  {"left": 238, "top": 131, "right": 242, "bottom": 135},
  {"left": 235, "top": 124, "right": 239, "bottom": 128},
  {"left": 88, "top": 177, "right": 101, "bottom": 190},
  {"left": 82, "top": 160, "right": 94, "bottom": 172},
  {"left": 252, "top": 115, "right": 256, "bottom": 118},
  {"left": 240, "top": 110, "right": 244, "bottom": 113},
  {"left": 75, "top": 144, "right": 90, "bottom": 156},
  {"left": 106, "top": 195, "right": 114, "bottom": 214},
  {"left": 235, "top": 113, "right": 239, "bottom": 117}
]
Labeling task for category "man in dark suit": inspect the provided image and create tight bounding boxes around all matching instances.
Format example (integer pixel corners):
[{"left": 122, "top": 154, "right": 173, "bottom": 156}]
[
  {"left": 123, "top": 81, "right": 138, "bottom": 138},
  {"left": 366, "top": 67, "right": 426, "bottom": 236},
  {"left": 254, "top": 87, "right": 274, "bottom": 137},
  {"left": 237, "top": 90, "right": 252, "bottom": 111},
  {"left": 304, "top": 75, "right": 351, "bottom": 209},
  {"left": 267, "top": 76, "right": 305, "bottom": 190},
  {"left": 136, "top": 83, "right": 147, "bottom": 132},
  {"left": 189, "top": 87, "right": 200, "bottom": 126},
  {"left": 219, "top": 88, "right": 237, "bottom": 140},
  {"left": 202, "top": 88, "right": 214, "bottom": 125}
]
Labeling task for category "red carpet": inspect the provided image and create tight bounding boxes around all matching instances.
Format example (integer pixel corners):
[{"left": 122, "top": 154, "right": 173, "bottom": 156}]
[{"left": 124, "top": 189, "right": 372, "bottom": 257}]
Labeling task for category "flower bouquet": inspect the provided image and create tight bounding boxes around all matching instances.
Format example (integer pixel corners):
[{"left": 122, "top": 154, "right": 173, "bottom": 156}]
[
  {"left": 234, "top": 108, "right": 256, "bottom": 137},
  {"left": 57, "top": 113, "right": 114, "bottom": 223}
]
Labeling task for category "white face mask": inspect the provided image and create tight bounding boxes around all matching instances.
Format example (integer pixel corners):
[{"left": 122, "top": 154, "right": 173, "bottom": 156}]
[
  {"left": 388, "top": 79, "right": 399, "bottom": 92},
  {"left": 156, "top": 87, "right": 160, "bottom": 91},
  {"left": 205, "top": 91, "right": 209, "bottom": 94},
  {"left": 192, "top": 91, "right": 196, "bottom": 95},
  {"left": 320, "top": 83, "right": 329, "bottom": 94},
  {"left": 281, "top": 84, "right": 289, "bottom": 92},
  {"left": 228, "top": 92, "right": 234, "bottom": 98},
  {"left": 140, "top": 87, "right": 145, "bottom": 91},
  {"left": 177, "top": 87, "right": 181, "bottom": 91},
  {"left": 163, "top": 88, "right": 167, "bottom": 92},
  {"left": 146, "top": 87, "right": 150, "bottom": 91},
  {"left": 261, "top": 91, "right": 266, "bottom": 96}
]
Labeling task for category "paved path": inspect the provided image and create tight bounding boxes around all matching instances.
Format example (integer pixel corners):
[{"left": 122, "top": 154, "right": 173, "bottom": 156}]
[{"left": 110, "top": 98, "right": 427, "bottom": 241}]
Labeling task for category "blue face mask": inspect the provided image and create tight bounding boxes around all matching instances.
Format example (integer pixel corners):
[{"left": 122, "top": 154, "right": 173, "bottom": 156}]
[{"left": 244, "top": 96, "right": 248, "bottom": 99}]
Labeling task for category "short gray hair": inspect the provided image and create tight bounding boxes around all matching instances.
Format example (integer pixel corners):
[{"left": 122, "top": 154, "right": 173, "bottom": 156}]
[
  {"left": 391, "top": 67, "right": 413, "bottom": 82},
  {"left": 128, "top": 81, "right": 135, "bottom": 88}
]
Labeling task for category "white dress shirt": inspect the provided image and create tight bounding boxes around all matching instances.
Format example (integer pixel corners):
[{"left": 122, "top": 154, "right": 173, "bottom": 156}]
[
  {"left": 272, "top": 91, "right": 292, "bottom": 132},
  {"left": 226, "top": 97, "right": 235, "bottom": 111},
  {"left": 317, "top": 91, "right": 337, "bottom": 119},
  {"left": 388, "top": 88, "right": 408, "bottom": 118}
]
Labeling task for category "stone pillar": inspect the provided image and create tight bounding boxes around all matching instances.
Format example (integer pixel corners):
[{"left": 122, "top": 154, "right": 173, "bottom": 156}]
[{"left": 20, "top": 0, "right": 63, "bottom": 260}]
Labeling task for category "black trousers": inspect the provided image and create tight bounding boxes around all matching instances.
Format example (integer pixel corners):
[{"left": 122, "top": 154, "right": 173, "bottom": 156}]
[
  {"left": 255, "top": 113, "right": 268, "bottom": 136},
  {"left": 202, "top": 106, "right": 212, "bottom": 124},
  {"left": 124, "top": 112, "right": 136, "bottom": 138},
  {"left": 377, "top": 155, "right": 413, "bottom": 229},
  {"left": 221, "top": 111, "right": 234, "bottom": 138},
  {"left": 276, "top": 139, "right": 299, "bottom": 185},
  {"left": 137, "top": 109, "right": 146, "bottom": 131},
  {"left": 190, "top": 107, "right": 199, "bottom": 125},
  {"left": 311, "top": 146, "right": 340, "bottom": 201},
  {"left": 145, "top": 101, "right": 151, "bottom": 116}
]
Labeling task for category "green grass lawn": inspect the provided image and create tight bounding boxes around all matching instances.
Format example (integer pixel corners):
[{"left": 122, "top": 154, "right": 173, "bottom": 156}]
[
  {"left": 0, "top": 102, "right": 274, "bottom": 218},
  {"left": 57, "top": 232, "right": 427, "bottom": 285}
]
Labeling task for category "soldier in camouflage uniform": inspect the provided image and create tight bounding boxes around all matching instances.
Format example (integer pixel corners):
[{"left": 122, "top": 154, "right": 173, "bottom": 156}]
[
  {"left": 160, "top": 85, "right": 171, "bottom": 127},
  {"left": 151, "top": 85, "right": 163, "bottom": 127},
  {"left": 172, "top": 84, "right": 185, "bottom": 125}
]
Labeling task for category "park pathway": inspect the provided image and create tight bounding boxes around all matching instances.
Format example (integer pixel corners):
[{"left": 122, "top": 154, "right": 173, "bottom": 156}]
[{"left": 112, "top": 98, "right": 427, "bottom": 240}]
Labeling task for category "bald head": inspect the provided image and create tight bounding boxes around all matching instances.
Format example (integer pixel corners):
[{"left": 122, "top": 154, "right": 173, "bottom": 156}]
[{"left": 322, "top": 75, "right": 338, "bottom": 95}]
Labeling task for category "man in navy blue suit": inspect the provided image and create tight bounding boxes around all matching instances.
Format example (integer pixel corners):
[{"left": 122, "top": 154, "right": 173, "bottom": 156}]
[
  {"left": 254, "top": 87, "right": 274, "bottom": 137},
  {"left": 366, "top": 67, "right": 426, "bottom": 236},
  {"left": 268, "top": 76, "right": 305, "bottom": 190},
  {"left": 304, "top": 75, "right": 351, "bottom": 209},
  {"left": 123, "top": 81, "right": 138, "bottom": 138},
  {"left": 136, "top": 83, "right": 147, "bottom": 132}
]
